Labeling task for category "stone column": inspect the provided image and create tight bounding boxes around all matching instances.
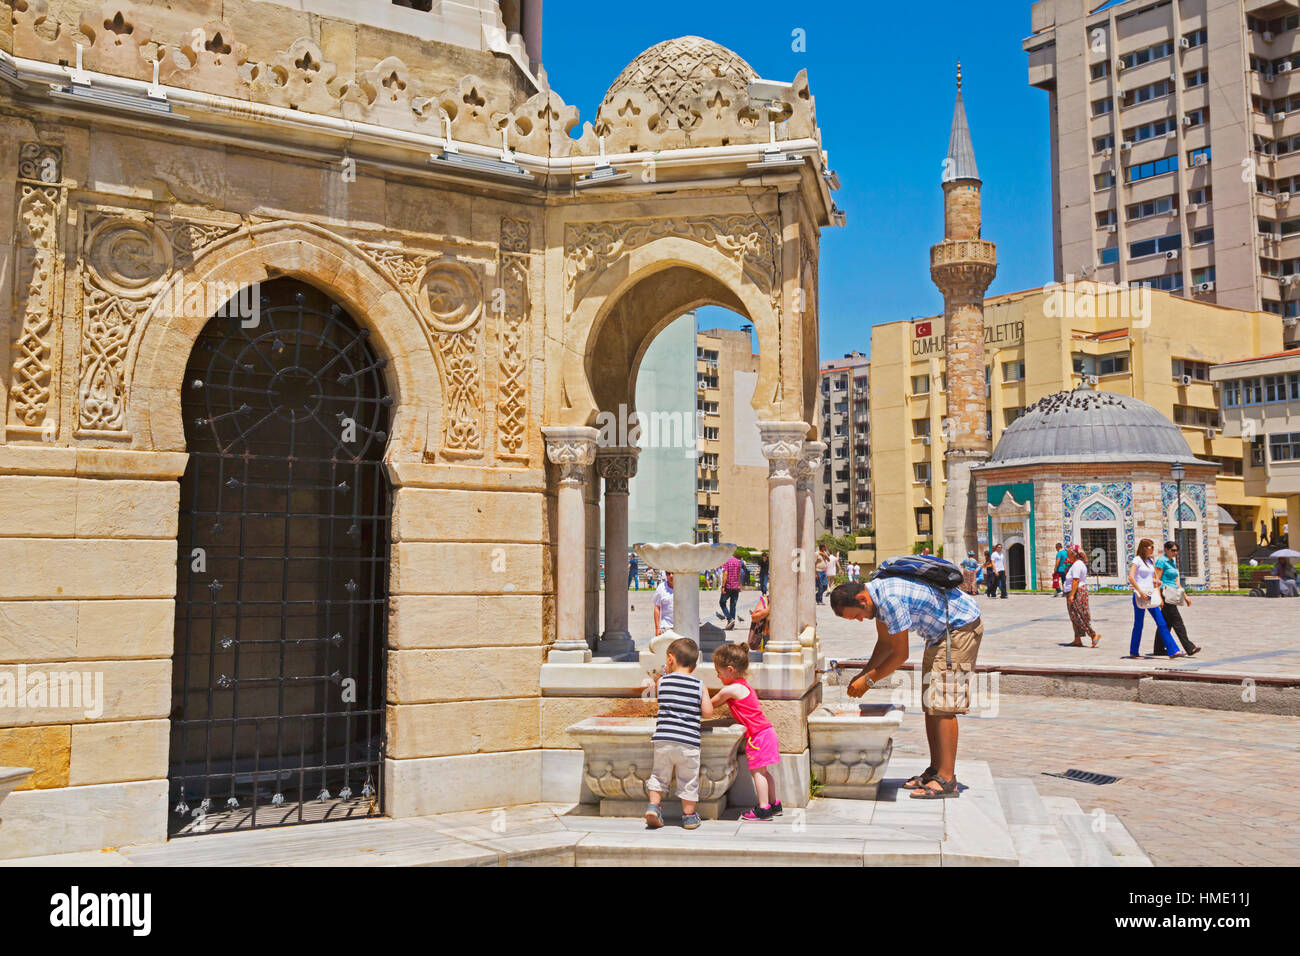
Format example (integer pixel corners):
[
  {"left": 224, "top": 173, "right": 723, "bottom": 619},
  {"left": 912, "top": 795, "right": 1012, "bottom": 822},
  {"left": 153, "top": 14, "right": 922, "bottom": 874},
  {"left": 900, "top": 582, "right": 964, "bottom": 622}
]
[
  {"left": 796, "top": 441, "right": 826, "bottom": 634},
  {"left": 543, "top": 426, "right": 599, "bottom": 663},
  {"left": 595, "top": 446, "right": 639, "bottom": 658},
  {"left": 759, "top": 422, "right": 807, "bottom": 657}
]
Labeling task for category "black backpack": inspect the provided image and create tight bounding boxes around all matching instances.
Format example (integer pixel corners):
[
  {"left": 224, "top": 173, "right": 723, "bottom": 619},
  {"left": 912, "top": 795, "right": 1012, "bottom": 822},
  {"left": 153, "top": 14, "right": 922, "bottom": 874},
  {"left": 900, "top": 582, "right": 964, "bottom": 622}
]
[{"left": 869, "top": 555, "right": 964, "bottom": 666}]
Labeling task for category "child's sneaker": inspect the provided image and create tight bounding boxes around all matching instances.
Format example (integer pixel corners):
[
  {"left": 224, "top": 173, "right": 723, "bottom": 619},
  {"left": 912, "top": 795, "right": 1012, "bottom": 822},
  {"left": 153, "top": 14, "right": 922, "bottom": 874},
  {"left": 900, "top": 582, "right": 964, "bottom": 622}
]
[
  {"left": 770, "top": 801, "right": 783, "bottom": 816},
  {"left": 644, "top": 804, "right": 664, "bottom": 829},
  {"left": 741, "top": 805, "right": 775, "bottom": 822},
  {"left": 681, "top": 812, "right": 701, "bottom": 830}
]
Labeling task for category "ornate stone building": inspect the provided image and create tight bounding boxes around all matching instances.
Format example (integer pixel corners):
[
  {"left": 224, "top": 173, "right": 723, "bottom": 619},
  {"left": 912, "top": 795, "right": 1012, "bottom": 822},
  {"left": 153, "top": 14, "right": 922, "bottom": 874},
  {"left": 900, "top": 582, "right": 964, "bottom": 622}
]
[
  {"left": 930, "top": 66, "right": 997, "bottom": 560},
  {"left": 0, "top": 2, "right": 838, "bottom": 855}
]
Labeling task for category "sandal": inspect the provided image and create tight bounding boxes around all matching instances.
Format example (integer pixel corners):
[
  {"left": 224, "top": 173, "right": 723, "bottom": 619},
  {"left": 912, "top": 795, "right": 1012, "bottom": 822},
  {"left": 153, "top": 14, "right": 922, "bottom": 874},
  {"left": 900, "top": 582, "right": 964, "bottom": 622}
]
[
  {"left": 902, "top": 767, "right": 937, "bottom": 790},
  {"left": 909, "top": 774, "right": 959, "bottom": 799},
  {"left": 1091, "top": 632, "right": 1101, "bottom": 648}
]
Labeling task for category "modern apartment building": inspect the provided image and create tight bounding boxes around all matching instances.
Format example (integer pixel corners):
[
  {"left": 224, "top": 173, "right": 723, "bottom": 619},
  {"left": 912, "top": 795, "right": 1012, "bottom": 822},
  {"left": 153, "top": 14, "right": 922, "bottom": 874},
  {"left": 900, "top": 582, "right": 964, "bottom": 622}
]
[
  {"left": 869, "top": 284, "right": 1286, "bottom": 560},
  {"left": 695, "top": 326, "right": 769, "bottom": 548},
  {"left": 1210, "top": 346, "right": 1300, "bottom": 542},
  {"left": 817, "top": 353, "right": 872, "bottom": 536},
  {"left": 1023, "top": 0, "right": 1300, "bottom": 343}
]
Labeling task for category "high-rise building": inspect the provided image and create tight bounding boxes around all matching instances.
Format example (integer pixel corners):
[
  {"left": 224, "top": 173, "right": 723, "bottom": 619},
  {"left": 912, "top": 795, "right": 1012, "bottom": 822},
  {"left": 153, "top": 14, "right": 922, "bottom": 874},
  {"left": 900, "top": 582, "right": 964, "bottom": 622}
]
[
  {"left": 695, "top": 326, "right": 769, "bottom": 547},
  {"left": 1023, "top": 0, "right": 1300, "bottom": 345},
  {"left": 817, "top": 353, "right": 871, "bottom": 536}
]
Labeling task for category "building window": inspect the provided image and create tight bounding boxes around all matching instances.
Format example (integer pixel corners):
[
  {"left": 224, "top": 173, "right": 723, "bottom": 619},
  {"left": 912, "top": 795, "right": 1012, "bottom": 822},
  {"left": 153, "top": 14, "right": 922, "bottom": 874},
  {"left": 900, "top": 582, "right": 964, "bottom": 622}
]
[
  {"left": 1122, "top": 78, "right": 1173, "bottom": 108},
  {"left": 703, "top": 426, "right": 719, "bottom": 441},
  {"left": 1189, "top": 186, "right": 1212, "bottom": 205},
  {"left": 1183, "top": 28, "right": 1207, "bottom": 49},
  {"left": 1093, "top": 98, "right": 1114, "bottom": 117},
  {"left": 1091, "top": 61, "right": 1111, "bottom": 81},
  {"left": 1126, "top": 156, "right": 1178, "bottom": 184},
  {"left": 1094, "top": 134, "right": 1115, "bottom": 153},
  {"left": 1188, "top": 146, "right": 1212, "bottom": 167},
  {"left": 1125, "top": 116, "right": 1175, "bottom": 143},
  {"left": 1099, "top": 246, "right": 1119, "bottom": 265},
  {"left": 1074, "top": 353, "right": 1130, "bottom": 376},
  {"left": 1003, "top": 406, "right": 1025, "bottom": 426},
  {"left": 1175, "top": 526, "right": 1200, "bottom": 577},
  {"left": 1251, "top": 437, "right": 1266, "bottom": 467},
  {"left": 1173, "top": 405, "right": 1220, "bottom": 428},
  {"left": 1080, "top": 527, "right": 1119, "bottom": 579},
  {"left": 1214, "top": 456, "right": 1244, "bottom": 477},
  {"left": 1271, "top": 432, "right": 1300, "bottom": 462},
  {"left": 1172, "top": 359, "right": 1211, "bottom": 382},
  {"left": 913, "top": 462, "right": 931, "bottom": 483},
  {"left": 1002, "top": 359, "right": 1026, "bottom": 382},
  {"left": 1128, "top": 233, "right": 1181, "bottom": 259},
  {"left": 1184, "top": 107, "right": 1207, "bottom": 127},
  {"left": 1192, "top": 266, "right": 1216, "bottom": 285},
  {"left": 1191, "top": 227, "right": 1214, "bottom": 245},
  {"left": 915, "top": 508, "right": 932, "bottom": 535},
  {"left": 912, "top": 418, "right": 931, "bottom": 438},
  {"left": 911, "top": 374, "right": 930, "bottom": 396},
  {"left": 1185, "top": 69, "right": 1208, "bottom": 88},
  {"left": 1095, "top": 171, "right": 1116, "bottom": 189},
  {"left": 1097, "top": 209, "right": 1118, "bottom": 228},
  {"left": 1126, "top": 196, "right": 1175, "bottom": 221},
  {"left": 1120, "top": 40, "right": 1173, "bottom": 70},
  {"left": 1139, "top": 273, "right": 1183, "bottom": 291}
]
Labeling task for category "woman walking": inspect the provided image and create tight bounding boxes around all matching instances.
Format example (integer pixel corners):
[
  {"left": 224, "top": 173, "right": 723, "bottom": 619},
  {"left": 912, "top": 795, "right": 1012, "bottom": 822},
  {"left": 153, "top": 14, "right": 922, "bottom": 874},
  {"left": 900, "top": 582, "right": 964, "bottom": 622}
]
[
  {"left": 1127, "top": 538, "right": 1184, "bottom": 659},
  {"left": 983, "top": 550, "right": 997, "bottom": 598},
  {"left": 1153, "top": 541, "right": 1200, "bottom": 655},
  {"left": 1064, "top": 544, "right": 1101, "bottom": 647}
]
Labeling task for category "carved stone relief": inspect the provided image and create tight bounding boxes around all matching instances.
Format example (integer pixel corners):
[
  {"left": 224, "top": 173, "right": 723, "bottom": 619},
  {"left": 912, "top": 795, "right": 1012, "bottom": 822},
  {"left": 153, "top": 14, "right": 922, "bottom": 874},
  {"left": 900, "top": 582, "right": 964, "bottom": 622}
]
[
  {"left": 496, "top": 219, "right": 531, "bottom": 462},
  {"left": 8, "top": 143, "right": 66, "bottom": 433}
]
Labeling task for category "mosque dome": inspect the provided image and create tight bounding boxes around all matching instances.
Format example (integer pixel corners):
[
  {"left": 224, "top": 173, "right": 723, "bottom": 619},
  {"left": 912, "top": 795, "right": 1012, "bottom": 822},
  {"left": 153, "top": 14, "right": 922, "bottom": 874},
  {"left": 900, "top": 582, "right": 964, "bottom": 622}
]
[
  {"left": 987, "top": 386, "right": 1207, "bottom": 468},
  {"left": 599, "top": 36, "right": 757, "bottom": 120}
]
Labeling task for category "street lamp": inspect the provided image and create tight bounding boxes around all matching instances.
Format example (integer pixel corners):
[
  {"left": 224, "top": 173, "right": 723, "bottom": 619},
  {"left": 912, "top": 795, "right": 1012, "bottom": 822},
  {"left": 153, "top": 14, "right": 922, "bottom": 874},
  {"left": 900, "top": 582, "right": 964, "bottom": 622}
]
[{"left": 1171, "top": 461, "right": 1187, "bottom": 575}]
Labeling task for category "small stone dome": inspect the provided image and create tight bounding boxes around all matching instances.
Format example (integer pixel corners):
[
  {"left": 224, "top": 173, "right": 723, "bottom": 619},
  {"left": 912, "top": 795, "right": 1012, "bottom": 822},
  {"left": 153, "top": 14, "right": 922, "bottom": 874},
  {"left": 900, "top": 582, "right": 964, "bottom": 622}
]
[
  {"left": 600, "top": 36, "right": 757, "bottom": 120},
  {"left": 987, "top": 386, "right": 1206, "bottom": 468}
]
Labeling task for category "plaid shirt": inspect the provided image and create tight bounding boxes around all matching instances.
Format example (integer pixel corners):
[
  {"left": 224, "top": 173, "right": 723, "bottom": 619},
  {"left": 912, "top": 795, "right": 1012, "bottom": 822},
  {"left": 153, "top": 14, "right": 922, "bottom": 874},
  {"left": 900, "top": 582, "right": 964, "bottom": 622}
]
[
  {"left": 865, "top": 577, "right": 981, "bottom": 647},
  {"left": 722, "top": 556, "right": 744, "bottom": 590}
]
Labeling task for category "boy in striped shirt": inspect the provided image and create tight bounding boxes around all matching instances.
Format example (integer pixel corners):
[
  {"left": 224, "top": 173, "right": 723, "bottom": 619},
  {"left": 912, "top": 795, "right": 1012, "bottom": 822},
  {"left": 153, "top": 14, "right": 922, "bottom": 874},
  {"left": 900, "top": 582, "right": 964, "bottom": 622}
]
[{"left": 645, "top": 638, "right": 714, "bottom": 830}]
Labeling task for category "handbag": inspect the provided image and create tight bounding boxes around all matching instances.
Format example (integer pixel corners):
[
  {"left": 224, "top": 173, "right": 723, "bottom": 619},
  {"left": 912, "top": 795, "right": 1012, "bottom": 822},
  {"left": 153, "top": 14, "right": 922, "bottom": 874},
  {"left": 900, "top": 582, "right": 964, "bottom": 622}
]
[
  {"left": 1136, "top": 588, "right": 1161, "bottom": 609},
  {"left": 1161, "top": 584, "right": 1187, "bottom": 606}
]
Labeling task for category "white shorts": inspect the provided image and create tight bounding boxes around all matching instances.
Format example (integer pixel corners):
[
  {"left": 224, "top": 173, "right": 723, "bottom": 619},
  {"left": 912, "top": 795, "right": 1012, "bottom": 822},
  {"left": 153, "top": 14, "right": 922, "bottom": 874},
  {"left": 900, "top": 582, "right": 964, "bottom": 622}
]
[{"left": 647, "top": 741, "right": 701, "bottom": 801}]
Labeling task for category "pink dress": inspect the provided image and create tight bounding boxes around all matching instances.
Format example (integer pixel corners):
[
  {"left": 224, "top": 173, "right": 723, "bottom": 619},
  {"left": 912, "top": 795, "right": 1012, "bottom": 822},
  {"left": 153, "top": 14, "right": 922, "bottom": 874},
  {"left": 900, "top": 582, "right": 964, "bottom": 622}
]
[{"left": 728, "top": 679, "right": 779, "bottom": 770}]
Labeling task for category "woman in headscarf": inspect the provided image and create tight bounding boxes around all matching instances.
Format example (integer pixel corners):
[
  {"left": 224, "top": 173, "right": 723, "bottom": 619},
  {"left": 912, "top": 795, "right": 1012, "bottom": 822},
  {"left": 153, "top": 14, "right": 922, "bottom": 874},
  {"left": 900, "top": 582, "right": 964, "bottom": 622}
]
[{"left": 1063, "top": 543, "right": 1101, "bottom": 648}]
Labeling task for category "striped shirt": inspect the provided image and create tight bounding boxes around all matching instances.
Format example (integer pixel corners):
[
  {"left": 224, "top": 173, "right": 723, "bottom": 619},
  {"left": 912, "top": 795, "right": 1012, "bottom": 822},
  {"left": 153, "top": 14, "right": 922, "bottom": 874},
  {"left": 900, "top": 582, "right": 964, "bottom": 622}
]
[
  {"left": 653, "top": 672, "right": 704, "bottom": 747},
  {"left": 865, "top": 576, "right": 981, "bottom": 648}
]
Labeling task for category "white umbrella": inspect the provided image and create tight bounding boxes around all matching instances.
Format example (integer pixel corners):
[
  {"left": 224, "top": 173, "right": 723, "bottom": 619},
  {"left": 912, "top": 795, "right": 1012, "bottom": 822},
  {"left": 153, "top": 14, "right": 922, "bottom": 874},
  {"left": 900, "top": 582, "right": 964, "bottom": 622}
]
[{"left": 1270, "top": 549, "right": 1300, "bottom": 559}]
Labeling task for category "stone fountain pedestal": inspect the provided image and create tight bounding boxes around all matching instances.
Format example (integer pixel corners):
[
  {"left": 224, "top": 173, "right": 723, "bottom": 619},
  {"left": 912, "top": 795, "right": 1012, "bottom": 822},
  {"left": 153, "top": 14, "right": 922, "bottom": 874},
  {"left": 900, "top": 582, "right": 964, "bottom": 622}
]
[
  {"left": 566, "top": 717, "right": 744, "bottom": 819},
  {"left": 807, "top": 703, "right": 903, "bottom": 799},
  {"left": 633, "top": 541, "right": 739, "bottom": 671}
]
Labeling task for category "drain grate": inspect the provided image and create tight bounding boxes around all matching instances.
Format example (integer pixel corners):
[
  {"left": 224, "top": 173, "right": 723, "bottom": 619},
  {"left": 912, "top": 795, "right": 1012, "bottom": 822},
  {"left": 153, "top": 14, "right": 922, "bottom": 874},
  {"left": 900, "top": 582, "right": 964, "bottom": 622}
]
[{"left": 1042, "top": 769, "right": 1120, "bottom": 785}]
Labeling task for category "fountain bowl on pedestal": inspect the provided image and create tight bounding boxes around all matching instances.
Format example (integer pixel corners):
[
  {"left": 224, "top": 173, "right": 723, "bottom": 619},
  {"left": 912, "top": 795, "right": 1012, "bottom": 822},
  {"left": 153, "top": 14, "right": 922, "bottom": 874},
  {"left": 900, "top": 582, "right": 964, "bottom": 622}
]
[{"left": 633, "top": 541, "right": 739, "bottom": 669}]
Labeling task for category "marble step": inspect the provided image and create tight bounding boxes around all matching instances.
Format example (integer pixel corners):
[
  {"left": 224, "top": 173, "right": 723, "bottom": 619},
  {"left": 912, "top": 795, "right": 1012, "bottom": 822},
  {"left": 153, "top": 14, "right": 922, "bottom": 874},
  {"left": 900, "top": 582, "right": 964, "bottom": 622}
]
[
  {"left": 994, "top": 778, "right": 1074, "bottom": 867},
  {"left": 1040, "top": 795, "right": 1153, "bottom": 867}
]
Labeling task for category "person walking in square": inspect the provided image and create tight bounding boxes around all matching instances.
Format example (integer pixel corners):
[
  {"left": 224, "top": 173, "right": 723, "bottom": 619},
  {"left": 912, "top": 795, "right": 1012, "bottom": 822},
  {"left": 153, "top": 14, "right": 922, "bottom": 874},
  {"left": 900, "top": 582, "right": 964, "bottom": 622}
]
[
  {"left": 815, "top": 545, "right": 830, "bottom": 604},
  {"left": 982, "top": 550, "right": 996, "bottom": 598},
  {"left": 991, "top": 543, "right": 1008, "bottom": 598},
  {"left": 628, "top": 551, "right": 640, "bottom": 591},
  {"left": 1126, "top": 538, "right": 1184, "bottom": 659},
  {"left": 830, "top": 575, "right": 983, "bottom": 799},
  {"left": 645, "top": 638, "right": 712, "bottom": 830},
  {"left": 653, "top": 572, "right": 674, "bottom": 637},
  {"left": 710, "top": 642, "right": 781, "bottom": 821},
  {"left": 1153, "top": 541, "right": 1200, "bottom": 655},
  {"left": 757, "top": 551, "right": 770, "bottom": 595},
  {"left": 1064, "top": 543, "right": 1101, "bottom": 648},
  {"left": 718, "top": 552, "right": 744, "bottom": 630},
  {"left": 960, "top": 550, "right": 979, "bottom": 595},
  {"left": 1052, "top": 542, "right": 1069, "bottom": 596}
]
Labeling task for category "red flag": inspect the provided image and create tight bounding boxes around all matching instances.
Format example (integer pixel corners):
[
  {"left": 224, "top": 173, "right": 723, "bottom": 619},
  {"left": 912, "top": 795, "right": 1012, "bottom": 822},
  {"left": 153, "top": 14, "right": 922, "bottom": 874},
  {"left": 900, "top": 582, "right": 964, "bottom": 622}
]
[{"left": 915, "top": 321, "right": 932, "bottom": 338}]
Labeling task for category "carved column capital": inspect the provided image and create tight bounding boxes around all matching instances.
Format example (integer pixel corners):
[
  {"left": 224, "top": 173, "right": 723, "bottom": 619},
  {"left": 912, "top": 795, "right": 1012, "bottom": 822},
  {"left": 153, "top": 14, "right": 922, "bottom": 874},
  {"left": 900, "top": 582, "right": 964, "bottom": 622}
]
[
  {"left": 543, "top": 426, "right": 599, "bottom": 484},
  {"left": 796, "top": 440, "right": 827, "bottom": 492},
  {"left": 758, "top": 421, "right": 807, "bottom": 482},
  {"left": 595, "top": 446, "right": 640, "bottom": 495}
]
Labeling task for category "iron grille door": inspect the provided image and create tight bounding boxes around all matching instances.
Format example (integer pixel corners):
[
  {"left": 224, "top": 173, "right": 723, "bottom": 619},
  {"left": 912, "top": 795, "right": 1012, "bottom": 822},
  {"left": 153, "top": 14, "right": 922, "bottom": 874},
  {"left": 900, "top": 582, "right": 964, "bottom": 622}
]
[{"left": 170, "top": 280, "right": 391, "bottom": 835}]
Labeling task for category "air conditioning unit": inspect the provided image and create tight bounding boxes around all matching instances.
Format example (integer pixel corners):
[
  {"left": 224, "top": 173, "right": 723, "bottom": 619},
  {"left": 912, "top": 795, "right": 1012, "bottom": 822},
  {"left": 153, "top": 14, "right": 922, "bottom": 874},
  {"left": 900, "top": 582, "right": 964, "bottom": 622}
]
[
  {"left": 1280, "top": 192, "right": 1293, "bottom": 203},
  {"left": 1205, "top": 427, "right": 1219, "bottom": 440},
  {"left": 921, "top": 436, "right": 931, "bottom": 446},
  {"left": 1116, "top": 59, "right": 1127, "bottom": 71},
  {"left": 1086, "top": 374, "right": 1100, "bottom": 386},
  {"left": 1277, "top": 112, "right": 1289, "bottom": 122},
  {"left": 922, "top": 478, "right": 932, "bottom": 488},
  {"left": 1106, "top": 223, "right": 1118, "bottom": 233},
  {"left": 1183, "top": 115, "right": 1194, "bottom": 126},
  {"left": 1198, "top": 281, "right": 1215, "bottom": 292},
  {"left": 1265, "top": 31, "right": 1275, "bottom": 43},
  {"left": 1181, "top": 36, "right": 1192, "bottom": 49},
  {"left": 1166, "top": 249, "right": 1180, "bottom": 260},
  {"left": 1186, "top": 202, "right": 1200, "bottom": 213},
  {"left": 1282, "top": 62, "right": 1294, "bottom": 73},
  {"left": 1121, "top": 140, "right": 1134, "bottom": 150},
  {"left": 1181, "top": 374, "right": 1194, "bottom": 385},
  {"left": 1166, "top": 129, "right": 1178, "bottom": 139},
  {"left": 1102, "top": 146, "right": 1114, "bottom": 158}
]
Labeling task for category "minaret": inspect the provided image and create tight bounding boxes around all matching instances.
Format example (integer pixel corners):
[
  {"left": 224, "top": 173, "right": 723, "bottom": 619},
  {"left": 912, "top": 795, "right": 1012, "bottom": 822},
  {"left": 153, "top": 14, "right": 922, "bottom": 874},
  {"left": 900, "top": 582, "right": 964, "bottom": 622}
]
[{"left": 930, "top": 62, "right": 997, "bottom": 561}]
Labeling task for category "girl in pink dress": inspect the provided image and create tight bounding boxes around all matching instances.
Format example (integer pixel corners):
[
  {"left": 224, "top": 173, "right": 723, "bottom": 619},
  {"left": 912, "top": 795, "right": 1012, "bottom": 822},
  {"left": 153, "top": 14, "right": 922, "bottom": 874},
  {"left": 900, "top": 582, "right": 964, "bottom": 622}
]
[{"left": 710, "top": 642, "right": 781, "bottom": 821}]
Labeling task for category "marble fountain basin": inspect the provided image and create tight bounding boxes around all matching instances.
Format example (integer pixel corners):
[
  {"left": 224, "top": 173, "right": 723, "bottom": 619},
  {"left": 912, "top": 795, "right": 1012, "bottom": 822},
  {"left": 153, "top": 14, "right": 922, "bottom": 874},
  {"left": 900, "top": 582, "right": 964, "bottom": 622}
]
[
  {"left": 0, "top": 768, "right": 33, "bottom": 827},
  {"left": 808, "top": 703, "right": 903, "bottom": 799},
  {"left": 632, "top": 542, "right": 738, "bottom": 573},
  {"left": 566, "top": 716, "right": 744, "bottom": 819}
]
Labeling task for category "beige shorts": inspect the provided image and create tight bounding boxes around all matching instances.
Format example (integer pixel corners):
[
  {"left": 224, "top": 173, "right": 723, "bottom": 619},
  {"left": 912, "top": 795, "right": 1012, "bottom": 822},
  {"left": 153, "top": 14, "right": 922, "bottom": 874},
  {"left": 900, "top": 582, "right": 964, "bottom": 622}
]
[
  {"left": 920, "top": 619, "right": 983, "bottom": 716},
  {"left": 647, "top": 740, "right": 701, "bottom": 801}
]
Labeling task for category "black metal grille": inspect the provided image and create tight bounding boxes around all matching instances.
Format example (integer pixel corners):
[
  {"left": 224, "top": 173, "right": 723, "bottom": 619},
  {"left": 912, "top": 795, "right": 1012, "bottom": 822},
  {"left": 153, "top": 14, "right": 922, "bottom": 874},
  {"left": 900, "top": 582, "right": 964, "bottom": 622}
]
[{"left": 169, "top": 279, "right": 391, "bottom": 836}]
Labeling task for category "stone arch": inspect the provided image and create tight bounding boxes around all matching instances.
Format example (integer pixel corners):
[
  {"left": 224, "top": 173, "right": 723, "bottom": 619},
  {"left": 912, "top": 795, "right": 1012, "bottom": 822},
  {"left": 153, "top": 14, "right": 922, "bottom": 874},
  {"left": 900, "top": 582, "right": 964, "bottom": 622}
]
[
  {"left": 1164, "top": 497, "right": 1206, "bottom": 583},
  {"left": 561, "top": 235, "right": 790, "bottom": 427},
  {"left": 1072, "top": 490, "right": 1128, "bottom": 583},
  {"left": 131, "top": 222, "right": 439, "bottom": 462}
]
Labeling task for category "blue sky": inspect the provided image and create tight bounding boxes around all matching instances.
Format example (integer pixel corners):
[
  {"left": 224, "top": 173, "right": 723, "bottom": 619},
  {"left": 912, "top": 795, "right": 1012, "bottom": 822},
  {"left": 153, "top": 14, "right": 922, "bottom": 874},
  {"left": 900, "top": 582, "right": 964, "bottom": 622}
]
[{"left": 543, "top": 0, "right": 1055, "bottom": 359}]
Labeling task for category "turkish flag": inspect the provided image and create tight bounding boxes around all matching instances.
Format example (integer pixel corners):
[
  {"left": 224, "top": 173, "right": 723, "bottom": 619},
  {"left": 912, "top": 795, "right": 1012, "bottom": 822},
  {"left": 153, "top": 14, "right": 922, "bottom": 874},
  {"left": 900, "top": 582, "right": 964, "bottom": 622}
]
[{"left": 915, "top": 321, "right": 932, "bottom": 338}]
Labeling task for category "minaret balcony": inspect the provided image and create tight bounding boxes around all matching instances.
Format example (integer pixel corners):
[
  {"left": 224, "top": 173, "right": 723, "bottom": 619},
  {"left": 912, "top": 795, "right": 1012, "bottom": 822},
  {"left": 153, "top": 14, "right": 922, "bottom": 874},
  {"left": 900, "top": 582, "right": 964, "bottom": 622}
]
[
  {"left": 929, "top": 238, "right": 997, "bottom": 269},
  {"left": 929, "top": 239, "right": 998, "bottom": 294}
]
